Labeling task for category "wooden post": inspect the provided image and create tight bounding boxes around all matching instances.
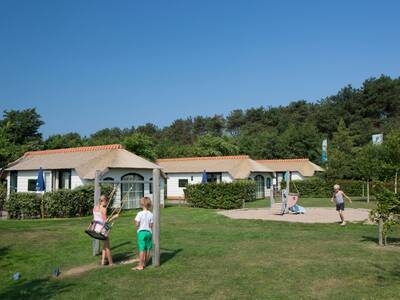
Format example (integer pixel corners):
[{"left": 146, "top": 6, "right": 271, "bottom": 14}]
[
  {"left": 362, "top": 182, "right": 364, "bottom": 198},
  {"left": 286, "top": 171, "right": 290, "bottom": 213},
  {"left": 270, "top": 184, "right": 274, "bottom": 209},
  {"left": 378, "top": 218, "right": 383, "bottom": 246},
  {"left": 367, "top": 180, "right": 370, "bottom": 204},
  {"left": 152, "top": 168, "right": 161, "bottom": 267},
  {"left": 93, "top": 170, "right": 101, "bottom": 256}
]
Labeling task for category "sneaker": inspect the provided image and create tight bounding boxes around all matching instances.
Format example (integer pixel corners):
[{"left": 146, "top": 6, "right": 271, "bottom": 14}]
[{"left": 340, "top": 221, "right": 346, "bottom": 226}]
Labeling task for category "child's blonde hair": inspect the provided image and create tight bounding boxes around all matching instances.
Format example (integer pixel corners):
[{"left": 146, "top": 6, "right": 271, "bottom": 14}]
[
  {"left": 140, "top": 197, "right": 152, "bottom": 209},
  {"left": 100, "top": 195, "right": 108, "bottom": 204},
  {"left": 334, "top": 184, "right": 340, "bottom": 190}
]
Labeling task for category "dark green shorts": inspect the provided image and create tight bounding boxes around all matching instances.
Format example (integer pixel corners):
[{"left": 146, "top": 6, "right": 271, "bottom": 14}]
[
  {"left": 137, "top": 230, "right": 153, "bottom": 252},
  {"left": 336, "top": 202, "right": 345, "bottom": 211}
]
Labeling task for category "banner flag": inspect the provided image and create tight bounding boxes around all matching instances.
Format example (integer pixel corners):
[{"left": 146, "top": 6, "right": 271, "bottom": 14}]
[
  {"left": 322, "top": 139, "right": 328, "bottom": 162},
  {"left": 372, "top": 134, "right": 383, "bottom": 145}
]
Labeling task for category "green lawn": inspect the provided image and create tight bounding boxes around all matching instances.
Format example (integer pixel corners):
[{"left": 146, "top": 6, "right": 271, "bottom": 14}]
[{"left": 1, "top": 202, "right": 399, "bottom": 300}]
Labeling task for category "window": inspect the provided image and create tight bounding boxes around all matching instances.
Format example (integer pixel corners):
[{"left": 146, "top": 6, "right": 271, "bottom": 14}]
[
  {"left": 254, "top": 175, "right": 265, "bottom": 199},
  {"left": 178, "top": 179, "right": 188, "bottom": 188},
  {"left": 207, "top": 173, "right": 222, "bottom": 183},
  {"left": 149, "top": 177, "right": 153, "bottom": 194},
  {"left": 58, "top": 169, "right": 71, "bottom": 189},
  {"left": 121, "top": 173, "right": 144, "bottom": 209},
  {"left": 10, "top": 171, "right": 17, "bottom": 193},
  {"left": 28, "top": 179, "right": 37, "bottom": 192},
  {"left": 266, "top": 177, "right": 271, "bottom": 189}
]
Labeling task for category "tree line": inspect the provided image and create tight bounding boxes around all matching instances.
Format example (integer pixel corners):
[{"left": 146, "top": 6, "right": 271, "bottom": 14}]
[{"left": 0, "top": 75, "right": 399, "bottom": 182}]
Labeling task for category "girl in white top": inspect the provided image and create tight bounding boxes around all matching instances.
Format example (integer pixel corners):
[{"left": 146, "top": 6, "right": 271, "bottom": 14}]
[
  {"left": 133, "top": 197, "right": 153, "bottom": 271},
  {"left": 93, "top": 195, "right": 118, "bottom": 266}
]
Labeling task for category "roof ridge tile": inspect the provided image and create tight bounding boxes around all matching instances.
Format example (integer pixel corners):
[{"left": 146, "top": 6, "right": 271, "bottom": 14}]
[
  {"left": 24, "top": 144, "right": 123, "bottom": 156},
  {"left": 256, "top": 158, "right": 309, "bottom": 162},
  {"left": 157, "top": 155, "right": 249, "bottom": 162}
]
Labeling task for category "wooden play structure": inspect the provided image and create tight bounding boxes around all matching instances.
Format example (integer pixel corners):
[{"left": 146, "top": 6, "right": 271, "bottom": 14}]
[{"left": 89, "top": 169, "right": 161, "bottom": 267}]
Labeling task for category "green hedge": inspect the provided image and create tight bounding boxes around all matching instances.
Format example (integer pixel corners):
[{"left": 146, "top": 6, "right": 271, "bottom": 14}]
[
  {"left": 290, "top": 178, "right": 370, "bottom": 198},
  {"left": 0, "top": 182, "right": 6, "bottom": 212},
  {"left": 6, "top": 193, "right": 41, "bottom": 219},
  {"left": 185, "top": 181, "right": 256, "bottom": 209},
  {"left": 6, "top": 184, "right": 113, "bottom": 219}
]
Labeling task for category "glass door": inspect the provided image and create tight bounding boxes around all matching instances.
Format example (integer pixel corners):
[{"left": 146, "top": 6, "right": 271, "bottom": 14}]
[
  {"left": 254, "top": 175, "right": 265, "bottom": 199},
  {"left": 121, "top": 173, "right": 144, "bottom": 209}
]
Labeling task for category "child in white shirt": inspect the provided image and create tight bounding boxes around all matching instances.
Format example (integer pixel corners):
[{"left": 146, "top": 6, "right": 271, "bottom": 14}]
[{"left": 133, "top": 197, "right": 153, "bottom": 270}]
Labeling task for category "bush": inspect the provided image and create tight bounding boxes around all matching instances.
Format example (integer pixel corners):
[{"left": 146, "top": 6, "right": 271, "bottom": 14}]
[
  {"left": 44, "top": 184, "right": 113, "bottom": 218},
  {"left": 44, "top": 189, "right": 77, "bottom": 218},
  {"left": 289, "top": 178, "right": 364, "bottom": 198},
  {"left": 0, "top": 182, "right": 6, "bottom": 212},
  {"left": 370, "top": 184, "right": 400, "bottom": 245},
  {"left": 6, "top": 184, "right": 114, "bottom": 219},
  {"left": 185, "top": 181, "right": 256, "bottom": 209},
  {"left": 6, "top": 193, "right": 41, "bottom": 219}
]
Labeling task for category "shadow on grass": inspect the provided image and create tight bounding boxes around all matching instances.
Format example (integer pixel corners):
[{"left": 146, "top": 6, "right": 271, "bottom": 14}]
[
  {"left": 111, "top": 241, "right": 132, "bottom": 251},
  {"left": 113, "top": 252, "right": 135, "bottom": 263},
  {"left": 160, "top": 248, "right": 183, "bottom": 265},
  {"left": 0, "top": 246, "right": 10, "bottom": 258},
  {"left": 373, "top": 263, "right": 400, "bottom": 282},
  {"left": 0, "top": 246, "right": 12, "bottom": 268},
  {"left": 361, "top": 235, "right": 400, "bottom": 245},
  {"left": 0, "top": 278, "right": 73, "bottom": 300}
]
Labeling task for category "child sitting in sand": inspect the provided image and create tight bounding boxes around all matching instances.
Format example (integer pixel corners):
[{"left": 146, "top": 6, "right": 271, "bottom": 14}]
[{"left": 132, "top": 197, "right": 153, "bottom": 271}]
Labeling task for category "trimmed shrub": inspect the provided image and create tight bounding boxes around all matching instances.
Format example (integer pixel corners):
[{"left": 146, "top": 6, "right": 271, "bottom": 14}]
[
  {"left": 289, "top": 178, "right": 369, "bottom": 198},
  {"left": 6, "top": 184, "right": 114, "bottom": 219},
  {"left": 6, "top": 193, "right": 41, "bottom": 219},
  {"left": 44, "top": 184, "right": 113, "bottom": 218},
  {"left": 185, "top": 181, "right": 256, "bottom": 209},
  {"left": 44, "top": 189, "right": 77, "bottom": 218},
  {"left": 0, "top": 182, "right": 6, "bottom": 212}
]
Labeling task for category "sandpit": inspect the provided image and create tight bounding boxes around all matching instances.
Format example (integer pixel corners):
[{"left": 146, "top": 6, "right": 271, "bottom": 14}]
[{"left": 218, "top": 207, "right": 371, "bottom": 224}]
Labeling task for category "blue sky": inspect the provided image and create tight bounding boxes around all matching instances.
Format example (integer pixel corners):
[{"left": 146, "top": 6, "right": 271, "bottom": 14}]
[{"left": 1, "top": 0, "right": 399, "bottom": 137}]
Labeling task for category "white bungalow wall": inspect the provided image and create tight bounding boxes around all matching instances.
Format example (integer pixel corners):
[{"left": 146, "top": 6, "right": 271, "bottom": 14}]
[
  {"left": 166, "top": 172, "right": 274, "bottom": 200},
  {"left": 7, "top": 169, "right": 85, "bottom": 194},
  {"left": 275, "top": 171, "right": 304, "bottom": 189},
  {"left": 166, "top": 172, "right": 236, "bottom": 199},
  {"left": 6, "top": 173, "right": 10, "bottom": 195}
]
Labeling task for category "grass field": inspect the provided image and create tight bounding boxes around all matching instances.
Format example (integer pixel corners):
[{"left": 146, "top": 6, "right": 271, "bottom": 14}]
[{"left": 1, "top": 200, "right": 399, "bottom": 300}]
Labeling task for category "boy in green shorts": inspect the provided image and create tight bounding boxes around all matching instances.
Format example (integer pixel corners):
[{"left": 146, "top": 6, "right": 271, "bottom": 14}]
[{"left": 133, "top": 197, "right": 153, "bottom": 270}]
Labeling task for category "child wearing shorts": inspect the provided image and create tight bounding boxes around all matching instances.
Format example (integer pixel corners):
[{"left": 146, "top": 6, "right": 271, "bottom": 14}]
[
  {"left": 331, "top": 184, "right": 352, "bottom": 226},
  {"left": 133, "top": 197, "right": 153, "bottom": 270}
]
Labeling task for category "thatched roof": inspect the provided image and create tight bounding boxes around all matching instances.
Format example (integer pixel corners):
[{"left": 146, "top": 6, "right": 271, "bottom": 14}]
[
  {"left": 5, "top": 144, "right": 161, "bottom": 179},
  {"left": 256, "top": 158, "right": 324, "bottom": 177},
  {"left": 157, "top": 155, "right": 273, "bottom": 179}
]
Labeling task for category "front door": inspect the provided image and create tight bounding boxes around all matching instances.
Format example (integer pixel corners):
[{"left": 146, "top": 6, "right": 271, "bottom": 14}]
[{"left": 254, "top": 175, "right": 265, "bottom": 199}]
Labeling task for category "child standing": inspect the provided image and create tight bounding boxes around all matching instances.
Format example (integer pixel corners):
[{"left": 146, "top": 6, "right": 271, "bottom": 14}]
[
  {"left": 331, "top": 184, "right": 352, "bottom": 226},
  {"left": 133, "top": 197, "right": 153, "bottom": 270},
  {"left": 93, "top": 195, "right": 118, "bottom": 266}
]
